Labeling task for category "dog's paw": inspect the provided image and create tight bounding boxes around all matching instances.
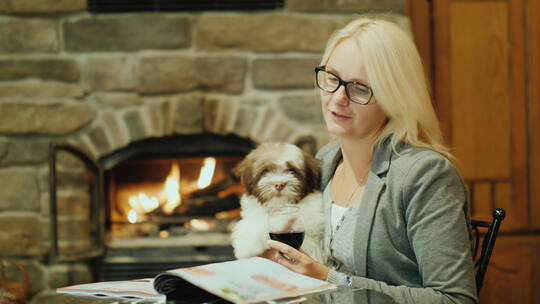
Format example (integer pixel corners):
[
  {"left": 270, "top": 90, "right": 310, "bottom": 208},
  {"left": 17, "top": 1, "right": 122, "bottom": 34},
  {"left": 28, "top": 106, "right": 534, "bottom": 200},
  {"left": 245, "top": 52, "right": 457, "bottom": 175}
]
[
  {"left": 233, "top": 240, "right": 268, "bottom": 259},
  {"left": 231, "top": 216, "right": 269, "bottom": 259}
]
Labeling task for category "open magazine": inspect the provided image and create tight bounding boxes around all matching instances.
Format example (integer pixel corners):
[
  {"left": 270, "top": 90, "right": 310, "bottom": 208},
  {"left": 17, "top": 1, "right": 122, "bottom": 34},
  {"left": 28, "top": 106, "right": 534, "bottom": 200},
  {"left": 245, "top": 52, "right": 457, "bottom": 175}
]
[
  {"left": 57, "top": 278, "right": 165, "bottom": 302},
  {"left": 57, "top": 257, "right": 336, "bottom": 303}
]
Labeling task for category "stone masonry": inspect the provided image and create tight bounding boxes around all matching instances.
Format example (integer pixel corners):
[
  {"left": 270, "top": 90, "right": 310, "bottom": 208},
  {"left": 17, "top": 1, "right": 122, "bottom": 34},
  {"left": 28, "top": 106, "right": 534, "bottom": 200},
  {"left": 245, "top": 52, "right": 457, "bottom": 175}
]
[{"left": 0, "top": 0, "right": 406, "bottom": 302}]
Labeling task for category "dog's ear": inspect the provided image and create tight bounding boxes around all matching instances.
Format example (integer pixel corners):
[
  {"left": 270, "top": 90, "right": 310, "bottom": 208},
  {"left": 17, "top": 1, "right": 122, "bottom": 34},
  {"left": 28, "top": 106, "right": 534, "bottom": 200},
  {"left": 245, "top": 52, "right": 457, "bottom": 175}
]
[
  {"left": 233, "top": 157, "right": 255, "bottom": 195},
  {"left": 302, "top": 152, "right": 321, "bottom": 193}
]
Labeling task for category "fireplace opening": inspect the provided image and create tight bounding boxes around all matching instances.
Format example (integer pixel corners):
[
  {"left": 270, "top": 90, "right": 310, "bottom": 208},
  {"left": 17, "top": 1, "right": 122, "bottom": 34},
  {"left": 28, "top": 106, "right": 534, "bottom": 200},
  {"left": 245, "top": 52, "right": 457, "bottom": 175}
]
[
  {"left": 108, "top": 155, "right": 243, "bottom": 239},
  {"left": 94, "top": 133, "right": 255, "bottom": 281}
]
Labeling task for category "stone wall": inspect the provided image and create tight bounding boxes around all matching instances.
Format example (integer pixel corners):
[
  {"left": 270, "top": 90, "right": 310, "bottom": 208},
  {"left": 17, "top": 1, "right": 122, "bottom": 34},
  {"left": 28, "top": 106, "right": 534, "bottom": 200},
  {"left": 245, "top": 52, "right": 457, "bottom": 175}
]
[{"left": 0, "top": 0, "right": 406, "bottom": 302}]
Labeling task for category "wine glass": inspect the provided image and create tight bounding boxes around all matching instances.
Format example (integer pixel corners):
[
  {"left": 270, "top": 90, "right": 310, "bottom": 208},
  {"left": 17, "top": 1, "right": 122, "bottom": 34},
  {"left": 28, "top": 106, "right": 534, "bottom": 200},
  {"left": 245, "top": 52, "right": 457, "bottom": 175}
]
[{"left": 267, "top": 205, "right": 305, "bottom": 250}]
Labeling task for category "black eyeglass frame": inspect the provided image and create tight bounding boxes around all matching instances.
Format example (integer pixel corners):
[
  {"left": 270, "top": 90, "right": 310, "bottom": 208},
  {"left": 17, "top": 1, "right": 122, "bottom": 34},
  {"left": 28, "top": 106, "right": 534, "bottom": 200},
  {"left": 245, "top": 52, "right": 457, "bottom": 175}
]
[{"left": 315, "top": 66, "right": 374, "bottom": 105}]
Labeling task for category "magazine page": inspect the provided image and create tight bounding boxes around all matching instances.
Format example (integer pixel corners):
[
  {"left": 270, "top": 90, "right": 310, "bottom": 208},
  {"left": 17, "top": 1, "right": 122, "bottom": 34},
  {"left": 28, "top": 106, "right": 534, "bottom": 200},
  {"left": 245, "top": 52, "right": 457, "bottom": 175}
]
[
  {"left": 57, "top": 278, "right": 165, "bottom": 302},
  {"left": 154, "top": 257, "right": 336, "bottom": 303}
]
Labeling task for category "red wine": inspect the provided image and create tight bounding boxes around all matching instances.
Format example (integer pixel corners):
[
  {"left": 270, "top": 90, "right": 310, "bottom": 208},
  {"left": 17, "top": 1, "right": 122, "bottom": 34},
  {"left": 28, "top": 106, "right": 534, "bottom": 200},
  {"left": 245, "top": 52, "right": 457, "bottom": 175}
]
[{"left": 269, "top": 231, "right": 305, "bottom": 249}]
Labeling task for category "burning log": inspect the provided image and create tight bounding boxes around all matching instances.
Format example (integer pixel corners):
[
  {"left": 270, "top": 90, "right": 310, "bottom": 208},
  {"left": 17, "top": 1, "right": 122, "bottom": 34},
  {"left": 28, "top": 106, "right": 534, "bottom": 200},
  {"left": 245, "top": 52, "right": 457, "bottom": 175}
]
[
  {"left": 189, "top": 174, "right": 240, "bottom": 199},
  {"left": 180, "top": 194, "right": 240, "bottom": 216}
]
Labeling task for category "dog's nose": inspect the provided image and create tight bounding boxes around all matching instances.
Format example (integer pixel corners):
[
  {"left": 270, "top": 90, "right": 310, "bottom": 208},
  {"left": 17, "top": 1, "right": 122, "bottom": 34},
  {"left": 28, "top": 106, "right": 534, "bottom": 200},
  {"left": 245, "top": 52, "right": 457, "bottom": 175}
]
[{"left": 274, "top": 182, "right": 287, "bottom": 191}]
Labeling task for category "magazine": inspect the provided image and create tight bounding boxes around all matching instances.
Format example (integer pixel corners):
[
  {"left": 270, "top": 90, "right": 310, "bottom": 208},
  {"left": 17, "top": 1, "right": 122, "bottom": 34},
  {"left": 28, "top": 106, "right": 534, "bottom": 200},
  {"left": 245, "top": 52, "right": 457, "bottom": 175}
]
[
  {"left": 57, "top": 257, "right": 336, "bottom": 303},
  {"left": 56, "top": 278, "right": 165, "bottom": 302}
]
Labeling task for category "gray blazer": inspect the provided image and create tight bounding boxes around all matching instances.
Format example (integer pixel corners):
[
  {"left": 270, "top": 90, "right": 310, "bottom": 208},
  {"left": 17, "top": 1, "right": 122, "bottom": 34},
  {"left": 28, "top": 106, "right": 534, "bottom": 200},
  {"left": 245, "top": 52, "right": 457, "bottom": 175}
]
[{"left": 317, "top": 137, "right": 478, "bottom": 304}]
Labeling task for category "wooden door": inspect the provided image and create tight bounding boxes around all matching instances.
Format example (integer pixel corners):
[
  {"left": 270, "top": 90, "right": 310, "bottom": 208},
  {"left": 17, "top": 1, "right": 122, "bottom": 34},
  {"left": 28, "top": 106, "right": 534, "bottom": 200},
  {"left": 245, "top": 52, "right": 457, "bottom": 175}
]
[
  {"left": 409, "top": 0, "right": 529, "bottom": 230},
  {"left": 529, "top": 0, "right": 540, "bottom": 232},
  {"left": 406, "top": 0, "right": 539, "bottom": 303}
]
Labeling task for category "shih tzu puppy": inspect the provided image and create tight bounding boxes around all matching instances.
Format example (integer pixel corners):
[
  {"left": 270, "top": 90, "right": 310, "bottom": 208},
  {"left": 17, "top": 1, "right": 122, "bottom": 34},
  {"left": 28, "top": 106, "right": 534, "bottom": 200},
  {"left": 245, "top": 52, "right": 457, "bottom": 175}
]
[{"left": 231, "top": 142, "right": 325, "bottom": 262}]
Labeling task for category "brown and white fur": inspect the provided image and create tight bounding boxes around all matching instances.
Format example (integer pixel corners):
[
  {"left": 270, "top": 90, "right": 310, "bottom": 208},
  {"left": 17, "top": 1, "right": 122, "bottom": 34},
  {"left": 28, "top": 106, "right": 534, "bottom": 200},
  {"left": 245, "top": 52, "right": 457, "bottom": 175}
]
[{"left": 231, "top": 142, "right": 325, "bottom": 262}]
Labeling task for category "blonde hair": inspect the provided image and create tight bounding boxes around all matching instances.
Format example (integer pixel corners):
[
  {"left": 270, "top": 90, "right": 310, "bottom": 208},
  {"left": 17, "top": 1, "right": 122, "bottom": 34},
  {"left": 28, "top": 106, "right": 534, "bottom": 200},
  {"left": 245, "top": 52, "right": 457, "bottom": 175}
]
[{"left": 320, "top": 17, "right": 452, "bottom": 160}]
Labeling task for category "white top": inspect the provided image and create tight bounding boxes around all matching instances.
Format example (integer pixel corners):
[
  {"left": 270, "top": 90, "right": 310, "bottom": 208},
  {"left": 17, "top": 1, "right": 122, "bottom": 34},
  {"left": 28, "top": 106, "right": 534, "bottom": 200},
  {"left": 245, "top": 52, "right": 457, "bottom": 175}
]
[{"left": 330, "top": 203, "right": 348, "bottom": 235}]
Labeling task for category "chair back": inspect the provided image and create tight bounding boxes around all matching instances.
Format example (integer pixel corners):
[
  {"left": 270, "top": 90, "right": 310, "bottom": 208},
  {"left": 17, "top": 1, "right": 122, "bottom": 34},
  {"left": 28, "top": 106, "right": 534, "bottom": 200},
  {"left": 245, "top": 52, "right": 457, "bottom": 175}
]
[{"left": 471, "top": 208, "right": 506, "bottom": 293}]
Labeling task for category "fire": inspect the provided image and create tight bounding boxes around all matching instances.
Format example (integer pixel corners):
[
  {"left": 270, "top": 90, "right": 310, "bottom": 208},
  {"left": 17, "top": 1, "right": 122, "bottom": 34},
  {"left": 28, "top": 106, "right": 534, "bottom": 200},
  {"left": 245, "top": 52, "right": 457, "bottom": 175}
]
[
  {"left": 188, "top": 219, "right": 214, "bottom": 231},
  {"left": 123, "top": 158, "right": 220, "bottom": 224},
  {"left": 129, "top": 192, "right": 159, "bottom": 212},
  {"left": 127, "top": 192, "right": 159, "bottom": 223},
  {"left": 127, "top": 210, "right": 138, "bottom": 224},
  {"left": 125, "top": 163, "right": 182, "bottom": 222},
  {"left": 197, "top": 157, "right": 216, "bottom": 189},
  {"left": 161, "top": 163, "right": 181, "bottom": 215}
]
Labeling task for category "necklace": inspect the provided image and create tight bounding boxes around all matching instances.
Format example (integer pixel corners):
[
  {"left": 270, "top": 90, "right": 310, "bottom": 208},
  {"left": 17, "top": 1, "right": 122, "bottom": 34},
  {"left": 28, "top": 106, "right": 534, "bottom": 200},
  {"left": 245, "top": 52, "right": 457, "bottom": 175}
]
[
  {"left": 329, "top": 166, "right": 368, "bottom": 243},
  {"left": 344, "top": 183, "right": 361, "bottom": 207},
  {"left": 338, "top": 163, "right": 369, "bottom": 207}
]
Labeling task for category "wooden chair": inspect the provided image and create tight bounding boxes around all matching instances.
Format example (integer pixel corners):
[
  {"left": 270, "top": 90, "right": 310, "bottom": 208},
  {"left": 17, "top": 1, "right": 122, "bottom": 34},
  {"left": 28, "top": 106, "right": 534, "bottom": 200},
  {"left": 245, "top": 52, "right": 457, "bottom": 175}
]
[{"left": 471, "top": 208, "right": 506, "bottom": 293}]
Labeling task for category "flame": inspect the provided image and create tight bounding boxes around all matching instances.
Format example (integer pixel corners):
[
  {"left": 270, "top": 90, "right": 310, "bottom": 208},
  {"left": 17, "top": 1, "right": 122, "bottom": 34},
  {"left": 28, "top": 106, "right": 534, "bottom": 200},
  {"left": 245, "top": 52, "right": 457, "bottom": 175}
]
[
  {"left": 162, "top": 163, "right": 181, "bottom": 215},
  {"left": 129, "top": 192, "right": 159, "bottom": 212},
  {"left": 127, "top": 210, "right": 138, "bottom": 223},
  {"left": 197, "top": 157, "right": 216, "bottom": 189},
  {"left": 189, "top": 219, "right": 214, "bottom": 231},
  {"left": 127, "top": 192, "right": 159, "bottom": 223},
  {"left": 123, "top": 158, "right": 218, "bottom": 224}
]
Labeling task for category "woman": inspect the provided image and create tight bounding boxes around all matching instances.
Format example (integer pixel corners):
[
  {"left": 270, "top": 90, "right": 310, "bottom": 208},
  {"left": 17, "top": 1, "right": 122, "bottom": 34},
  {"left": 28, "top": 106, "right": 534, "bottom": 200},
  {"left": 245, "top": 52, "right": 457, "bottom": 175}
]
[{"left": 264, "top": 17, "right": 478, "bottom": 303}]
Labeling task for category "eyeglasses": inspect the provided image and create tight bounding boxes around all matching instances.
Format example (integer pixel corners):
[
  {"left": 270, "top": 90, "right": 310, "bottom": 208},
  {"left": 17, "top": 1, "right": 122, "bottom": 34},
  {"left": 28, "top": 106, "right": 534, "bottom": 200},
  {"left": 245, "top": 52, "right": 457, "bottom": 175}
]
[{"left": 315, "top": 66, "right": 373, "bottom": 105}]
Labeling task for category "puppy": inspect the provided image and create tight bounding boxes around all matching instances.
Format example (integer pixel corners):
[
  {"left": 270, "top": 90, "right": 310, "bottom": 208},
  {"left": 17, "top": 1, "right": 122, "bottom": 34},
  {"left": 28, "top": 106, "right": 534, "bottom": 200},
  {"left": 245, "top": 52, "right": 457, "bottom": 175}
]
[{"left": 231, "top": 142, "right": 325, "bottom": 262}]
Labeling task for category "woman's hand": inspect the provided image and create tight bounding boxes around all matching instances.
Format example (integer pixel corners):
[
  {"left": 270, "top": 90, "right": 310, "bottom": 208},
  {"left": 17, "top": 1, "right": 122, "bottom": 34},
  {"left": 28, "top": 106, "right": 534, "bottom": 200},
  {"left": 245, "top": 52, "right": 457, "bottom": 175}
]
[{"left": 262, "top": 240, "right": 329, "bottom": 281}]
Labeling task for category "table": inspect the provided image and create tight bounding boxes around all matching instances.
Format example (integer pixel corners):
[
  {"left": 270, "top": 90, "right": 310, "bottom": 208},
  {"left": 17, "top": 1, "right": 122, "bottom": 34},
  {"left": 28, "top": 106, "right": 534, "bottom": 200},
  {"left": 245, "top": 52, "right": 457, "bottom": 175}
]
[{"left": 37, "top": 287, "right": 397, "bottom": 304}]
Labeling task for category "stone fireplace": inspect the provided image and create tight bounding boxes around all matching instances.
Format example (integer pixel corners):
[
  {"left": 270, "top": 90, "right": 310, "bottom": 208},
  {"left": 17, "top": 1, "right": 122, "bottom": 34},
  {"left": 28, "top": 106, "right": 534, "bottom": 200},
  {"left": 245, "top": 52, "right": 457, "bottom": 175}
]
[
  {"left": 46, "top": 98, "right": 324, "bottom": 283},
  {"left": 0, "top": 0, "right": 406, "bottom": 302}
]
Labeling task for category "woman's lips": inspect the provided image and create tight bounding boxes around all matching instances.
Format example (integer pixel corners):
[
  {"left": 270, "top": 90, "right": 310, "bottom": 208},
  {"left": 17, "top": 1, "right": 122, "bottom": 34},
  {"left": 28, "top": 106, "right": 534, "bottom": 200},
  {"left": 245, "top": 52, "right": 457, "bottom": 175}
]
[{"left": 331, "top": 111, "right": 351, "bottom": 120}]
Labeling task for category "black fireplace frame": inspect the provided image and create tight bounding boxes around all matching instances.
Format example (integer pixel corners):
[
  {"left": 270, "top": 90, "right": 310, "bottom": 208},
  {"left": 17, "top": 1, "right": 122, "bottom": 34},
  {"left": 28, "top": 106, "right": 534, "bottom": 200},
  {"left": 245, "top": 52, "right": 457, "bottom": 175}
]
[
  {"left": 48, "top": 142, "right": 105, "bottom": 264},
  {"left": 100, "top": 133, "right": 255, "bottom": 170}
]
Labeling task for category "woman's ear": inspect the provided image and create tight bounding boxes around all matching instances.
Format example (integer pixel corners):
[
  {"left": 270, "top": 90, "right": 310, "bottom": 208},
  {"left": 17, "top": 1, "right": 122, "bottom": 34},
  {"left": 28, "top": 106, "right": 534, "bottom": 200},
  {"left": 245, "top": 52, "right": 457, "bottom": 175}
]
[
  {"left": 302, "top": 152, "right": 321, "bottom": 193},
  {"left": 233, "top": 157, "right": 255, "bottom": 195}
]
